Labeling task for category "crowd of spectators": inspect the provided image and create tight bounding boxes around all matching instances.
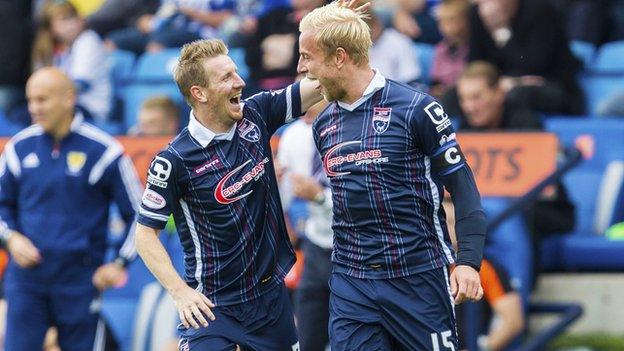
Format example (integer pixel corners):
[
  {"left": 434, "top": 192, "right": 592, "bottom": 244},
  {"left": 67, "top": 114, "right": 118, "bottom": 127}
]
[{"left": 1, "top": 0, "right": 623, "bottom": 350}]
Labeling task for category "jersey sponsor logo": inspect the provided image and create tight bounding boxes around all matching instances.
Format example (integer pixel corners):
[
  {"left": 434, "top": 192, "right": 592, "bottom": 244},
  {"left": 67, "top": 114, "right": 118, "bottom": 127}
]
[
  {"left": 142, "top": 189, "right": 166, "bottom": 209},
  {"left": 319, "top": 124, "right": 337, "bottom": 137},
  {"left": 214, "top": 157, "right": 270, "bottom": 204},
  {"left": 66, "top": 151, "right": 87, "bottom": 175},
  {"left": 323, "top": 141, "right": 388, "bottom": 177},
  {"left": 237, "top": 118, "right": 260, "bottom": 142},
  {"left": 372, "top": 107, "right": 392, "bottom": 134},
  {"left": 148, "top": 156, "right": 172, "bottom": 188},
  {"left": 193, "top": 157, "right": 220, "bottom": 176},
  {"left": 444, "top": 147, "right": 461, "bottom": 165},
  {"left": 22, "top": 152, "right": 40, "bottom": 168},
  {"left": 424, "top": 101, "right": 452, "bottom": 133}
]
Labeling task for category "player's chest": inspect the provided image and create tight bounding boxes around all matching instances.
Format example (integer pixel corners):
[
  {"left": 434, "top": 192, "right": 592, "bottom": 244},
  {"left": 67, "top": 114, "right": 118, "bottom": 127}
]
[
  {"left": 317, "top": 109, "right": 412, "bottom": 176},
  {"left": 182, "top": 139, "right": 274, "bottom": 205}
]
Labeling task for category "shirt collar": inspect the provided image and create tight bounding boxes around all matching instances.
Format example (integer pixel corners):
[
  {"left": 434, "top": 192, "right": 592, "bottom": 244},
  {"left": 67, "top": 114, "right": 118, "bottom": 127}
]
[
  {"left": 187, "top": 111, "right": 236, "bottom": 148},
  {"left": 70, "top": 111, "right": 84, "bottom": 132},
  {"left": 337, "top": 69, "right": 386, "bottom": 112}
]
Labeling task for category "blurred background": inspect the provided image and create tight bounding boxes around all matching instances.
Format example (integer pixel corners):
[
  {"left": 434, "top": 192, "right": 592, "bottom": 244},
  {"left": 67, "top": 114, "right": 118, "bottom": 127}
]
[{"left": 0, "top": 0, "right": 623, "bottom": 350}]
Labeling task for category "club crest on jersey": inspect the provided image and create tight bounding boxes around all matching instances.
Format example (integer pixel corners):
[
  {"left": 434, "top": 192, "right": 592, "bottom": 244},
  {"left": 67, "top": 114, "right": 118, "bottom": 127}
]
[
  {"left": 214, "top": 158, "right": 270, "bottom": 204},
  {"left": 237, "top": 118, "right": 260, "bottom": 142},
  {"left": 372, "top": 107, "right": 392, "bottom": 134},
  {"left": 66, "top": 151, "right": 86, "bottom": 175}
]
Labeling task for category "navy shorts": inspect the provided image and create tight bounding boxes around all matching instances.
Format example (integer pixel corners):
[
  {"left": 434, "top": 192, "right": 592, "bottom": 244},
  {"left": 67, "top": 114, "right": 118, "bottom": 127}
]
[
  {"left": 179, "top": 283, "right": 299, "bottom": 351},
  {"left": 329, "top": 267, "right": 457, "bottom": 351}
]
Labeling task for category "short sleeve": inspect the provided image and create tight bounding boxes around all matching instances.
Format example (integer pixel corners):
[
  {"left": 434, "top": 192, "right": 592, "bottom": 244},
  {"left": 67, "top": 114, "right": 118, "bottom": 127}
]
[
  {"left": 137, "top": 150, "right": 179, "bottom": 229},
  {"left": 244, "top": 82, "right": 302, "bottom": 134}
]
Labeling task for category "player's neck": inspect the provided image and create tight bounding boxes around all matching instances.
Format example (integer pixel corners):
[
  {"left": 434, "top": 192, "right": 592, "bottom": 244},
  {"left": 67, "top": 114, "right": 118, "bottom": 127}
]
[
  {"left": 194, "top": 107, "right": 234, "bottom": 134},
  {"left": 50, "top": 115, "right": 73, "bottom": 142},
  {"left": 340, "top": 68, "right": 375, "bottom": 105}
]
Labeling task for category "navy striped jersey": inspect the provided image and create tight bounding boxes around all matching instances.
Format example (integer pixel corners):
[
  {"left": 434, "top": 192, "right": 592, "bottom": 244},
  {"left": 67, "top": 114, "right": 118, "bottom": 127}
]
[
  {"left": 0, "top": 113, "right": 141, "bottom": 281},
  {"left": 313, "top": 71, "right": 464, "bottom": 279},
  {"left": 137, "top": 83, "right": 301, "bottom": 306}
]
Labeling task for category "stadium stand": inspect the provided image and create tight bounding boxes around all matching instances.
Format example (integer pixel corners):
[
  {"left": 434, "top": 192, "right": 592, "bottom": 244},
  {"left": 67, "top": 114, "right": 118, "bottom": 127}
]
[
  {"left": 570, "top": 40, "right": 596, "bottom": 69},
  {"left": 413, "top": 42, "right": 435, "bottom": 84},
  {"left": 539, "top": 118, "right": 624, "bottom": 271}
]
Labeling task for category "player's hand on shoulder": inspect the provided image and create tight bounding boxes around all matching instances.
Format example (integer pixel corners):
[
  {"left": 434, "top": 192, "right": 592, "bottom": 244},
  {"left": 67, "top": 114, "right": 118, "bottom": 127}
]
[
  {"left": 171, "top": 284, "right": 216, "bottom": 329},
  {"left": 92, "top": 262, "right": 127, "bottom": 291},
  {"left": 6, "top": 230, "right": 42, "bottom": 268},
  {"left": 450, "top": 265, "right": 484, "bottom": 305}
]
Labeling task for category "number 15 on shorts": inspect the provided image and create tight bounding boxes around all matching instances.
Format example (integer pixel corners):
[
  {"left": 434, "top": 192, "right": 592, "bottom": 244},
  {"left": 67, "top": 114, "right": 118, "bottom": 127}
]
[{"left": 431, "top": 330, "right": 455, "bottom": 351}]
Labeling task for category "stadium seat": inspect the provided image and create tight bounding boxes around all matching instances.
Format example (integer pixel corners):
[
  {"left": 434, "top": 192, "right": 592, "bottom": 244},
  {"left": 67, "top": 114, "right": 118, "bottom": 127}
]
[
  {"left": 594, "top": 161, "right": 624, "bottom": 233},
  {"left": 577, "top": 74, "right": 624, "bottom": 115},
  {"left": 0, "top": 111, "right": 23, "bottom": 136},
  {"left": 590, "top": 40, "right": 624, "bottom": 73},
  {"left": 108, "top": 50, "right": 136, "bottom": 89},
  {"left": 413, "top": 42, "right": 435, "bottom": 84},
  {"left": 121, "top": 83, "right": 185, "bottom": 129},
  {"left": 135, "top": 48, "right": 180, "bottom": 83},
  {"left": 482, "top": 197, "right": 533, "bottom": 300},
  {"left": 544, "top": 117, "right": 624, "bottom": 169},
  {"left": 229, "top": 47, "right": 250, "bottom": 81},
  {"left": 569, "top": 40, "right": 596, "bottom": 68}
]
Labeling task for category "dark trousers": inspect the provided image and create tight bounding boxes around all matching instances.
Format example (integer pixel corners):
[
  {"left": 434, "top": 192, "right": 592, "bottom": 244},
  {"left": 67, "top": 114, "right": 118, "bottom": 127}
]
[{"left": 295, "top": 239, "right": 332, "bottom": 351}]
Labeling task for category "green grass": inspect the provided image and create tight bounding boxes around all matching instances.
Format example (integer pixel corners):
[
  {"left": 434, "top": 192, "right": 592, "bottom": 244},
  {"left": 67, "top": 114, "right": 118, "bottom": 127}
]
[{"left": 548, "top": 334, "right": 624, "bottom": 351}]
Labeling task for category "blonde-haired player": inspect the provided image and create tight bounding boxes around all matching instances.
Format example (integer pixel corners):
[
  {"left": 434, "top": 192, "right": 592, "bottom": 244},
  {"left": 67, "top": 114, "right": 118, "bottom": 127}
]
[{"left": 298, "top": 1, "right": 486, "bottom": 350}]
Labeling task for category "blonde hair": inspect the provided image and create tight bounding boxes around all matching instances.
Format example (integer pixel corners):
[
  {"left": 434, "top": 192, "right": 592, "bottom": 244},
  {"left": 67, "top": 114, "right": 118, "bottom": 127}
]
[
  {"left": 459, "top": 61, "right": 501, "bottom": 88},
  {"left": 32, "top": 0, "right": 80, "bottom": 69},
  {"left": 141, "top": 95, "right": 180, "bottom": 121},
  {"left": 299, "top": 1, "right": 372, "bottom": 66},
  {"left": 173, "top": 39, "right": 229, "bottom": 106}
]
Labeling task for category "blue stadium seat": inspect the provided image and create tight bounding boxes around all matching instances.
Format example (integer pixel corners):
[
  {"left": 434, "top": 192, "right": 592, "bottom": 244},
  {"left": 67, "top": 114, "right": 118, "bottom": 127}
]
[
  {"left": 538, "top": 119, "right": 624, "bottom": 271},
  {"left": 562, "top": 169, "right": 603, "bottom": 235},
  {"left": 107, "top": 50, "right": 136, "bottom": 88},
  {"left": 0, "top": 111, "right": 23, "bottom": 136},
  {"left": 590, "top": 40, "right": 624, "bottom": 73},
  {"left": 569, "top": 40, "right": 596, "bottom": 68},
  {"left": 413, "top": 42, "right": 435, "bottom": 84},
  {"left": 229, "top": 47, "right": 250, "bottom": 81},
  {"left": 482, "top": 197, "right": 533, "bottom": 301},
  {"left": 544, "top": 117, "right": 624, "bottom": 169},
  {"left": 121, "top": 83, "right": 185, "bottom": 129},
  {"left": 541, "top": 235, "right": 624, "bottom": 271},
  {"left": 577, "top": 74, "right": 624, "bottom": 115},
  {"left": 135, "top": 49, "right": 180, "bottom": 83}
]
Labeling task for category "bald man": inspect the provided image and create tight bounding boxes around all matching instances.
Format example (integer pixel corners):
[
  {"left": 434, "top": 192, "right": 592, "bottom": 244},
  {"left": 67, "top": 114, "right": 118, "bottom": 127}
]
[{"left": 0, "top": 67, "right": 142, "bottom": 350}]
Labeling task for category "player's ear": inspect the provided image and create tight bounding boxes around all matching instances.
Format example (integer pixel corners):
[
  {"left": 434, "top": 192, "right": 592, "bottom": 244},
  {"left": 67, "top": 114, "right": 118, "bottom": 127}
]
[
  {"left": 190, "top": 85, "right": 208, "bottom": 103},
  {"left": 334, "top": 47, "right": 347, "bottom": 69}
]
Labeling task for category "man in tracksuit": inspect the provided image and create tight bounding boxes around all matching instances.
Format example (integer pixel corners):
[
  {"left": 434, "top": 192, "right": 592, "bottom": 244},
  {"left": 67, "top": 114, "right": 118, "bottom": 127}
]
[{"left": 0, "top": 67, "right": 141, "bottom": 351}]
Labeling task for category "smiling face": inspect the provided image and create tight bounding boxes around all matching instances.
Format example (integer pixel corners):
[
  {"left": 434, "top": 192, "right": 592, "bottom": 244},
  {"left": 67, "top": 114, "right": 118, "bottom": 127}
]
[
  {"left": 200, "top": 55, "right": 246, "bottom": 126},
  {"left": 297, "top": 31, "right": 346, "bottom": 102}
]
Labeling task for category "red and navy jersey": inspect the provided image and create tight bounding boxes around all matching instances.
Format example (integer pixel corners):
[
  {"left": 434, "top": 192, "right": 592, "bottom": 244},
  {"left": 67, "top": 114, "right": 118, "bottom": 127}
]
[
  {"left": 137, "top": 83, "right": 301, "bottom": 306},
  {"left": 313, "top": 72, "right": 465, "bottom": 279}
]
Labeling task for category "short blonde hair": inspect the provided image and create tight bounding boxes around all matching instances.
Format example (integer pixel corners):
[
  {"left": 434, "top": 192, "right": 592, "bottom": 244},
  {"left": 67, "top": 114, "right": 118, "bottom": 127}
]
[
  {"left": 173, "top": 39, "right": 229, "bottom": 106},
  {"left": 459, "top": 61, "right": 501, "bottom": 88},
  {"left": 141, "top": 95, "right": 180, "bottom": 121},
  {"left": 299, "top": 1, "right": 372, "bottom": 66}
]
